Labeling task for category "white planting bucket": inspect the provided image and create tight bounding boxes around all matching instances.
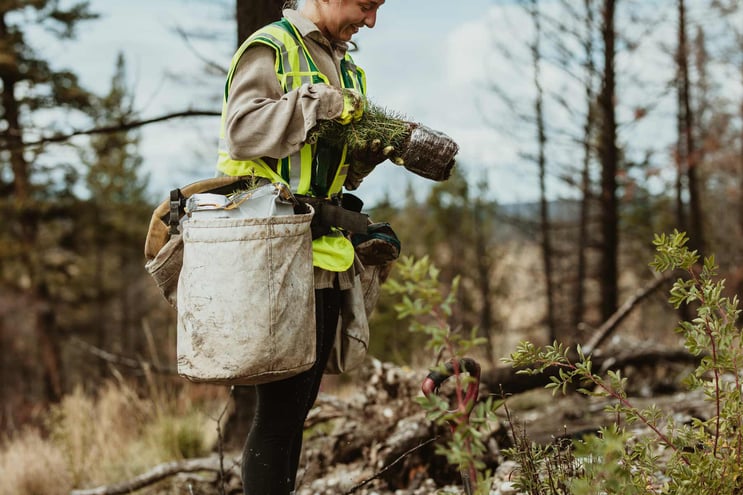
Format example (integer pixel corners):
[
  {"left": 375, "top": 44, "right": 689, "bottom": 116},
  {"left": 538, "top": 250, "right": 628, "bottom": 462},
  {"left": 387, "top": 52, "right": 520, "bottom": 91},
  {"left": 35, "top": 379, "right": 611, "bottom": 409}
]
[{"left": 176, "top": 207, "right": 315, "bottom": 385}]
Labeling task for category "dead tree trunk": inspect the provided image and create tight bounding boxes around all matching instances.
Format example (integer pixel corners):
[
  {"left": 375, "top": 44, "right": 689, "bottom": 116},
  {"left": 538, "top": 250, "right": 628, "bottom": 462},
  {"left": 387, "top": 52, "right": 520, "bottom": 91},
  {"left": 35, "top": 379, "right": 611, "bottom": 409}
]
[
  {"left": 473, "top": 187, "right": 498, "bottom": 368},
  {"left": 236, "top": 0, "right": 285, "bottom": 46},
  {"left": 677, "top": 0, "right": 705, "bottom": 255},
  {"left": 574, "top": 0, "right": 596, "bottom": 330},
  {"left": 529, "top": 0, "right": 557, "bottom": 343},
  {"left": 739, "top": 53, "right": 743, "bottom": 239},
  {"left": 597, "top": 0, "right": 619, "bottom": 322}
]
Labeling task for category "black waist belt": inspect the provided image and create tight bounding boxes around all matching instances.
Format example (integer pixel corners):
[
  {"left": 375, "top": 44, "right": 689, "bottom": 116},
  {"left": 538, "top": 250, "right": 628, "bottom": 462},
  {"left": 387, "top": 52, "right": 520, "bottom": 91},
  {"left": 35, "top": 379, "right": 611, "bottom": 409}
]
[{"left": 297, "top": 196, "right": 369, "bottom": 238}]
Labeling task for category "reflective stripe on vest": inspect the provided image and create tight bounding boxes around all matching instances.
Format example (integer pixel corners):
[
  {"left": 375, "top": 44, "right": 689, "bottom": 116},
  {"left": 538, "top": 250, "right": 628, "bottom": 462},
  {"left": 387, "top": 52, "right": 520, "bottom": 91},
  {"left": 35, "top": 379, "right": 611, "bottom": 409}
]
[
  {"left": 216, "top": 18, "right": 366, "bottom": 199},
  {"left": 216, "top": 18, "right": 365, "bottom": 272}
]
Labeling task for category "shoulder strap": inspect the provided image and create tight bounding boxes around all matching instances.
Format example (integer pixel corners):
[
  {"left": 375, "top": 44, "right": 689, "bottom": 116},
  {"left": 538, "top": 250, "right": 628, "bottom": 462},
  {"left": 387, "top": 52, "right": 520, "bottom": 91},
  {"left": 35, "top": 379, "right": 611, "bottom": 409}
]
[
  {"left": 144, "top": 176, "right": 254, "bottom": 260},
  {"left": 168, "top": 189, "right": 184, "bottom": 235}
]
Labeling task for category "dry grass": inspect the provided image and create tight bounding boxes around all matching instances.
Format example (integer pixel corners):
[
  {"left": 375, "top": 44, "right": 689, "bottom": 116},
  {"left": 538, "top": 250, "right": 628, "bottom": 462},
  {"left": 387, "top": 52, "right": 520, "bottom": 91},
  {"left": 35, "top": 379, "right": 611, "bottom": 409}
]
[
  {"left": 0, "top": 379, "right": 227, "bottom": 494},
  {"left": 0, "top": 428, "right": 72, "bottom": 495}
]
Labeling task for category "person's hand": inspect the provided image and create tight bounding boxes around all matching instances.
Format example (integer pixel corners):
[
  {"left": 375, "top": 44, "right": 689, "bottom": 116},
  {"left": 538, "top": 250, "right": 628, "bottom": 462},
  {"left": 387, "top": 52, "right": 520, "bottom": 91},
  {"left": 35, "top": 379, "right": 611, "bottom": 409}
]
[
  {"left": 350, "top": 139, "right": 395, "bottom": 167},
  {"left": 335, "top": 89, "right": 364, "bottom": 125}
]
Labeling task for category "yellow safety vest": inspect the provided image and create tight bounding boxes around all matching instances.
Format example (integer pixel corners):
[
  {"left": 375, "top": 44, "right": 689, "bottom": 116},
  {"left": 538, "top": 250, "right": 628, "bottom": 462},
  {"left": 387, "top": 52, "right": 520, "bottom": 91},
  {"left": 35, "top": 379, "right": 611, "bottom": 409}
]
[{"left": 216, "top": 18, "right": 366, "bottom": 272}]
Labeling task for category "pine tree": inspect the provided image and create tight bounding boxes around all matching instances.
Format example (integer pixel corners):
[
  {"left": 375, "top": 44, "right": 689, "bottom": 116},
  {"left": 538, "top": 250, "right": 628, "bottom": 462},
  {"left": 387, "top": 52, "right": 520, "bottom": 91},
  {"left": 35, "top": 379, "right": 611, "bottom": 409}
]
[
  {"left": 0, "top": 0, "right": 98, "bottom": 420},
  {"left": 79, "top": 52, "right": 152, "bottom": 374}
]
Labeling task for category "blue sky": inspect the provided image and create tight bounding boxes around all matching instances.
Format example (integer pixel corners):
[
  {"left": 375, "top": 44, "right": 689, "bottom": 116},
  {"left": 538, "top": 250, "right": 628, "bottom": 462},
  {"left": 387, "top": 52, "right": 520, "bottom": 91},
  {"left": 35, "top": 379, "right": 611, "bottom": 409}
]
[
  {"left": 48, "top": 0, "right": 519, "bottom": 206},
  {"left": 45, "top": 0, "right": 743, "bottom": 207}
]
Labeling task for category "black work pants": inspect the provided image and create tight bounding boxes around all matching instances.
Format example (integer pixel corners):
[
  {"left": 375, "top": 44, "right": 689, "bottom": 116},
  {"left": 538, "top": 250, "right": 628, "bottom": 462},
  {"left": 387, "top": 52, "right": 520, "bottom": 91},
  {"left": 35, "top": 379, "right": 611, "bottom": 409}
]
[{"left": 241, "top": 287, "right": 342, "bottom": 495}]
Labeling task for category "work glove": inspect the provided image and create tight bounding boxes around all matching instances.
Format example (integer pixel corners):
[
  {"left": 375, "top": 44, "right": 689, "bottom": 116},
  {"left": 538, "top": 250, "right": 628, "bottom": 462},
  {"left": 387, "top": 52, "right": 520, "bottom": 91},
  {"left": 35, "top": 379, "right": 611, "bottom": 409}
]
[
  {"left": 351, "top": 222, "right": 401, "bottom": 266},
  {"left": 335, "top": 88, "right": 365, "bottom": 125},
  {"left": 346, "top": 141, "right": 397, "bottom": 190},
  {"left": 350, "top": 139, "right": 395, "bottom": 166}
]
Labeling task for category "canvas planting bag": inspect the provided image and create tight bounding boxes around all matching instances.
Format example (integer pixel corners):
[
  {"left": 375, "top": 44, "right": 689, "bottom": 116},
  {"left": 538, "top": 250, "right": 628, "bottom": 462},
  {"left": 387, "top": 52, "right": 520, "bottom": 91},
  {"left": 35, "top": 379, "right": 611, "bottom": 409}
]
[
  {"left": 144, "top": 176, "right": 254, "bottom": 308},
  {"left": 176, "top": 184, "right": 316, "bottom": 385}
]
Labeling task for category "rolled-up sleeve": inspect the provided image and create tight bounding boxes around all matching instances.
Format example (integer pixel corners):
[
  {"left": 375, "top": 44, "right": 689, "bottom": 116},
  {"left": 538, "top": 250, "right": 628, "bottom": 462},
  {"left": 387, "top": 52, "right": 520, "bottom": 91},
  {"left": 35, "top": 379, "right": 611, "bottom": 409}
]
[{"left": 225, "top": 45, "right": 344, "bottom": 161}]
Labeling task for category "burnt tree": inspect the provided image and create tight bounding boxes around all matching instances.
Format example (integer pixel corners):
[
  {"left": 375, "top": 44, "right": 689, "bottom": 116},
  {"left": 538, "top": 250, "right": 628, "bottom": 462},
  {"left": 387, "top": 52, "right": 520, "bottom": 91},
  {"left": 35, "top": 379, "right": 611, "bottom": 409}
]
[
  {"left": 237, "top": 0, "right": 285, "bottom": 45},
  {"left": 597, "top": 0, "right": 619, "bottom": 321}
]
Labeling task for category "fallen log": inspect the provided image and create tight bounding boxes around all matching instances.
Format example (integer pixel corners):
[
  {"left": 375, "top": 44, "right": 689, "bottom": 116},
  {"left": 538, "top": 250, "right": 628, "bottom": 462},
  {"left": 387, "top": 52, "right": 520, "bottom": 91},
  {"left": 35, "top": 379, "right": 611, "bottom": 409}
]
[
  {"left": 481, "top": 271, "right": 686, "bottom": 397},
  {"left": 69, "top": 455, "right": 240, "bottom": 495},
  {"left": 581, "top": 272, "right": 674, "bottom": 354}
]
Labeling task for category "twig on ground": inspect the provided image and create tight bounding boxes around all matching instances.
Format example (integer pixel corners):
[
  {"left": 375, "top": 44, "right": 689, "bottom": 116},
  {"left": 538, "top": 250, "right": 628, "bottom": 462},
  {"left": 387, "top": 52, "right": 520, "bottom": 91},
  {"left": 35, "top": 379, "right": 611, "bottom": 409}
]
[{"left": 344, "top": 436, "right": 439, "bottom": 494}]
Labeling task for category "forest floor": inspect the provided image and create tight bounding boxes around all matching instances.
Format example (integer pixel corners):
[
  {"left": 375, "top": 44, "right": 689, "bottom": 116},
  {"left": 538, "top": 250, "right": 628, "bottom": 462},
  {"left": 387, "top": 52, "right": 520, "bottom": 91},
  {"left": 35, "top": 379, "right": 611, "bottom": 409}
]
[{"left": 126, "top": 357, "right": 711, "bottom": 495}]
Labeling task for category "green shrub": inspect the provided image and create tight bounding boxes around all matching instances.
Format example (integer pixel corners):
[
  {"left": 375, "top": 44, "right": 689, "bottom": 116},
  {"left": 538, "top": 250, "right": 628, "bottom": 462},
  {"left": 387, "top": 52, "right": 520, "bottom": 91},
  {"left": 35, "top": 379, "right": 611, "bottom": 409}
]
[
  {"left": 385, "top": 255, "right": 501, "bottom": 494},
  {"left": 506, "top": 230, "right": 743, "bottom": 494},
  {"left": 146, "top": 411, "right": 210, "bottom": 460},
  {"left": 390, "top": 232, "right": 743, "bottom": 494}
]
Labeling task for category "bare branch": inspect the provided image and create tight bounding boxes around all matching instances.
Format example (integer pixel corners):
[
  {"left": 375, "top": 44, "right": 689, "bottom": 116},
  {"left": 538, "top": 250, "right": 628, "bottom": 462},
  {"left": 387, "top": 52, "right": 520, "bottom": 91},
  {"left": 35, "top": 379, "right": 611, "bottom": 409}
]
[
  {"left": 173, "top": 25, "right": 229, "bottom": 76},
  {"left": 25, "top": 109, "right": 221, "bottom": 147},
  {"left": 344, "top": 437, "right": 439, "bottom": 494},
  {"left": 70, "top": 336, "right": 177, "bottom": 376}
]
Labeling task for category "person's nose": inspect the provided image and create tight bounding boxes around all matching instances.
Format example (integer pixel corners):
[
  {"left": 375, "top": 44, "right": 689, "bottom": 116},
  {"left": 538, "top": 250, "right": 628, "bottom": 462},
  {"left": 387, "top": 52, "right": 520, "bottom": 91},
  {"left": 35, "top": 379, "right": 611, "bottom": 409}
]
[{"left": 363, "top": 11, "right": 377, "bottom": 28}]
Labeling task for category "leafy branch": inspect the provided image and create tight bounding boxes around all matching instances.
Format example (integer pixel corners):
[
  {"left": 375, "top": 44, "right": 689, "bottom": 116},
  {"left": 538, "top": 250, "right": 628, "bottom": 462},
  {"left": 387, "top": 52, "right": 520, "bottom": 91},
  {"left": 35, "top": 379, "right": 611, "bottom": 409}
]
[{"left": 503, "top": 230, "right": 743, "bottom": 494}]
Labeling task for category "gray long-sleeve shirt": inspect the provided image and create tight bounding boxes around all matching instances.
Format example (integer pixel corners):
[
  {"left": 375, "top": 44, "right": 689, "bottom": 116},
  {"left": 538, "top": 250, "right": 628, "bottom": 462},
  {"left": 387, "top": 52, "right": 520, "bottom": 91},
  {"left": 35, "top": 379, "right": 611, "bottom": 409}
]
[{"left": 224, "top": 9, "right": 346, "bottom": 164}]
